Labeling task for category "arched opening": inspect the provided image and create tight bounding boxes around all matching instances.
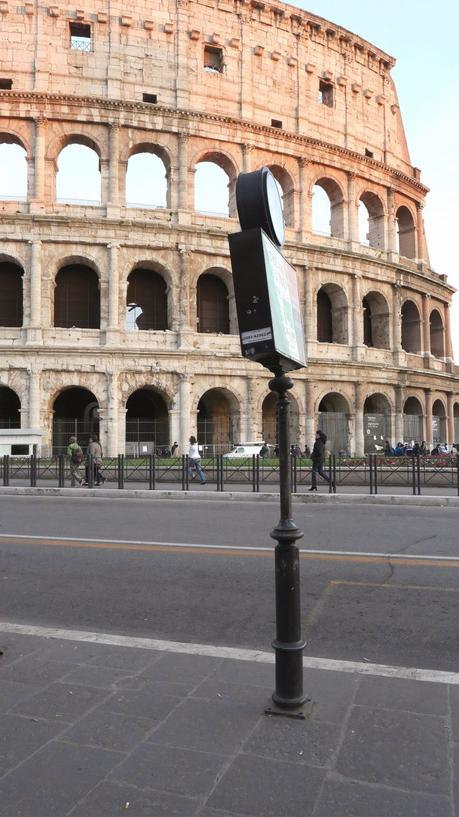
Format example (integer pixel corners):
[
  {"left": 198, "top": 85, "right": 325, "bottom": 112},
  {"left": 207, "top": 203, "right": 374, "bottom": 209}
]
[
  {"left": 125, "top": 151, "right": 168, "bottom": 208},
  {"left": 125, "top": 388, "right": 169, "bottom": 455},
  {"left": 0, "top": 261, "right": 23, "bottom": 326},
  {"left": 261, "top": 391, "right": 299, "bottom": 449},
  {"left": 0, "top": 386, "right": 21, "bottom": 428},
  {"left": 358, "top": 192, "right": 384, "bottom": 248},
  {"left": 403, "top": 396, "right": 423, "bottom": 443},
  {"left": 364, "top": 393, "right": 391, "bottom": 453},
  {"left": 430, "top": 309, "right": 444, "bottom": 358},
  {"left": 318, "top": 393, "right": 350, "bottom": 454},
  {"left": 54, "top": 264, "right": 100, "bottom": 328},
  {"left": 312, "top": 178, "right": 344, "bottom": 238},
  {"left": 432, "top": 400, "right": 446, "bottom": 447},
  {"left": 0, "top": 139, "right": 27, "bottom": 200},
  {"left": 268, "top": 165, "right": 294, "bottom": 228},
  {"left": 52, "top": 387, "right": 99, "bottom": 454},
  {"left": 396, "top": 206, "right": 416, "bottom": 259},
  {"left": 56, "top": 142, "right": 101, "bottom": 205},
  {"left": 401, "top": 300, "right": 421, "bottom": 353},
  {"left": 125, "top": 268, "right": 168, "bottom": 331},
  {"left": 454, "top": 404, "right": 459, "bottom": 445},
  {"left": 362, "top": 292, "right": 390, "bottom": 349},
  {"left": 197, "top": 388, "right": 239, "bottom": 454},
  {"left": 197, "top": 274, "right": 229, "bottom": 334},
  {"left": 316, "top": 284, "right": 348, "bottom": 344},
  {"left": 194, "top": 161, "right": 230, "bottom": 217}
]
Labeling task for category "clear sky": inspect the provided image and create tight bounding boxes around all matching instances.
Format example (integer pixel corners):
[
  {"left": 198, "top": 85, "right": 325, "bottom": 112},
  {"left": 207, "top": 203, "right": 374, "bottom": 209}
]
[{"left": 292, "top": 0, "right": 459, "bottom": 354}]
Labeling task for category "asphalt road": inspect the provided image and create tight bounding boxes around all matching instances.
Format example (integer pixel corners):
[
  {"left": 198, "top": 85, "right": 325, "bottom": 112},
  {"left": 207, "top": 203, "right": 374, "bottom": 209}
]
[{"left": 1, "top": 495, "right": 459, "bottom": 672}]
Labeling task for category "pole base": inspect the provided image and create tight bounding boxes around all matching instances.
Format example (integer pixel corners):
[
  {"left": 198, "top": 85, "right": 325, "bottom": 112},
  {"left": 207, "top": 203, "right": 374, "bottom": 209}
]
[{"left": 264, "top": 698, "right": 313, "bottom": 720}]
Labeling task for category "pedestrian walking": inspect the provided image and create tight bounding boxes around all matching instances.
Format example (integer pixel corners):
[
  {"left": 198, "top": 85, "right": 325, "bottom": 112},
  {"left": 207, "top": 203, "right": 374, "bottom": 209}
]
[
  {"left": 308, "top": 429, "right": 330, "bottom": 492},
  {"left": 188, "top": 436, "right": 206, "bottom": 484},
  {"left": 67, "top": 435, "right": 84, "bottom": 487},
  {"left": 171, "top": 441, "right": 179, "bottom": 457},
  {"left": 86, "top": 434, "right": 105, "bottom": 486}
]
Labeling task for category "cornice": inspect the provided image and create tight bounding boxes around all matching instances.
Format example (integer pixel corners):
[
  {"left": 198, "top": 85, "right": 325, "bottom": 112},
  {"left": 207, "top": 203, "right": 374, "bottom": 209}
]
[{"left": 0, "top": 91, "right": 428, "bottom": 194}]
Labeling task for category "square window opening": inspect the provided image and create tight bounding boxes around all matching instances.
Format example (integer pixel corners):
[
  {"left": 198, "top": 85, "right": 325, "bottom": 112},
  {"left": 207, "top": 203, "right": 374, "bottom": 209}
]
[
  {"left": 271, "top": 119, "right": 283, "bottom": 129},
  {"left": 365, "top": 148, "right": 374, "bottom": 158},
  {"left": 204, "top": 45, "right": 224, "bottom": 73},
  {"left": 0, "top": 78, "right": 13, "bottom": 90},
  {"left": 70, "top": 22, "right": 92, "bottom": 52},
  {"left": 318, "top": 80, "right": 334, "bottom": 107},
  {"left": 11, "top": 444, "right": 29, "bottom": 456},
  {"left": 143, "top": 93, "right": 158, "bottom": 104}
]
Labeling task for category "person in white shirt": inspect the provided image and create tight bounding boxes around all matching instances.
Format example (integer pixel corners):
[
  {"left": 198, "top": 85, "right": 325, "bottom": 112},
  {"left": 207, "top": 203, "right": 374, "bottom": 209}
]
[{"left": 188, "top": 436, "right": 206, "bottom": 484}]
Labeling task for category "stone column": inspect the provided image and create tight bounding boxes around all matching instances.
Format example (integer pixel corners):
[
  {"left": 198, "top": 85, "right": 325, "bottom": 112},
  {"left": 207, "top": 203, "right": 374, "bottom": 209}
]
[
  {"left": 107, "top": 243, "right": 120, "bottom": 332},
  {"left": 31, "top": 117, "right": 46, "bottom": 211},
  {"left": 242, "top": 143, "right": 253, "bottom": 174},
  {"left": 386, "top": 187, "right": 397, "bottom": 254},
  {"left": 179, "top": 375, "right": 191, "bottom": 451},
  {"left": 28, "top": 368, "right": 41, "bottom": 430},
  {"left": 415, "top": 201, "right": 424, "bottom": 263},
  {"left": 27, "top": 240, "right": 42, "bottom": 344},
  {"left": 392, "top": 284, "right": 403, "bottom": 365},
  {"left": 424, "top": 389, "right": 432, "bottom": 449},
  {"left": 244, "top": 377, "right": 257, "bottom": 441},
  {"left": 445, "top": 304, "right": 454, "bottom": 361},
  {"left": 352, "top": 274, "right": 364, "bottom": 360},
  {"left": 304, "top": 380, "right": 315, "bottom": 451},
  {"left": 106, "top": 371, "right": 120, "bottom": 456},
  {"left": 395, "top": 385, "right": 404, "bottom": 446},
  {"left": 347, "top": 171, "right": 358, "bottom": 246},
  {"left": 422, "top": 293, "right": 431, "bottom": 357},
  {"left": 298, "top": 157, "right": 308, "bottom": 243},
  {"left": 447, "top": 392, "right": 455, "bottom": 447},
  {"left": 303, "top": 267, "right": 313, "bottom": 352},
  {"left": 354, "top": 382, "right": 364, "bottom": 456},
  {"left": 107, "top": 124, "right": 120, "bottom": 211},
  {"left": 177, "top": 245, "right": 191, "bottom": 343},
  {"left": 177, "top": 134, "right": 189, "bottom": 212}
]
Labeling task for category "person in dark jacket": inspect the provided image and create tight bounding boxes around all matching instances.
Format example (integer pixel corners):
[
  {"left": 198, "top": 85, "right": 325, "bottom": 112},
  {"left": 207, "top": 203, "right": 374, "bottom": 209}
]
[{"left": 309, "top": 430, "right": 330, "bottom": 491}]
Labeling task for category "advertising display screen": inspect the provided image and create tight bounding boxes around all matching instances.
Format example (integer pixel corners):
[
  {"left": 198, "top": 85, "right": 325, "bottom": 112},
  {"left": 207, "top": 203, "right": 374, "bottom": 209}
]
[{"left": 261, "top": 232, "right": 305, "bottom": 368}]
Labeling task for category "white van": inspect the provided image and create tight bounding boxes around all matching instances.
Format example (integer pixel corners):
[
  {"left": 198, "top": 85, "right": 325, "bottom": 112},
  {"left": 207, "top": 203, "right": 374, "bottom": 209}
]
[{"left": 223, "top": 442, "right": 269, "bottom": 459}]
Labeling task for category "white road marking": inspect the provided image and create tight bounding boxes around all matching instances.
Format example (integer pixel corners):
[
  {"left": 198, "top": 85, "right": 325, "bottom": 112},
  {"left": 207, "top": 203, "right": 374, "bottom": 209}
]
[
  {"left": 0, "top": 532, "right": 458, "bottom": 562},
  {"left": 1, "top": 621, "right": 459, "bottom": 686}
]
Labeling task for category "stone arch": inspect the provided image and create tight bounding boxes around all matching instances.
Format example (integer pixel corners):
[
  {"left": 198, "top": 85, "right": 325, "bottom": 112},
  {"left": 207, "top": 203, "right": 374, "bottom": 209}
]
[
  {"left": 48, "top": 132, "right": 103, "bottom": 162},
  {"left": 54, "top": 262, "right": 100, "bottom": 329},
  {"left": 311, "top": 176, "right": 345, "bottom": 238},
  {"left": 317, "top": 391, "right": 351, "bottom": 454},
  {"left": 430, "top": 309, "right": 445, "bottom": 358},
  {"left": 193, "top": 149, "right": 239, "bottom": 218},
  {"left": 125, "top": 267, "right": 169, "bottom": 331},
  {"left": 55, "top": 136, "right": 102, "bottom": 204},
  {"left": 196, "top": 387, "right": 241, "bottom": 453},
  {"left": 358, "top": 190, "right": 385, "bottom": 248},
  {"left": 0, "top": 259, "right": 24, "bottom": 326},
  {"left": 363, "top": 392, "right": 392, "bottom": 453},
  {"left": 196, "top": 272, "right": 229, "bottom": 334},
  {"left": 401, "top": 299, "right": 421, "bottom": 353},
  {"left": 432, "top": 398, "right": 447, "bottom": 447},
  {"left": 316, "top": 282, "right": 348, "bottom": 344},
  {"left": 261, "top": 390, "right": 300, "bottom": 448},
  {"left": 0, "top": 385, "right": 21, "bottom": 428},
  {"left": 52, "top": 386, "right": 100, "bottom": 454},
  {"left": 125, "top": 142, "right": 171, "bottom": 209},
  {"left": 266, "top": 163, "right": 295, "bottom": 227},
  {"left": 125, "top": 386, "right": 170, "bottom": 455},
  {"left": 403, "top": 396, "right": 423, "bottom": 443},
  {"left": 396, "top": 205, "right": 416, "bottom": 259},
  {"left": 362, "top": 290, "right": 390, "bottom": 349},
  {"left": 0, "top": 133, "right": 28, "bottom": 200}
]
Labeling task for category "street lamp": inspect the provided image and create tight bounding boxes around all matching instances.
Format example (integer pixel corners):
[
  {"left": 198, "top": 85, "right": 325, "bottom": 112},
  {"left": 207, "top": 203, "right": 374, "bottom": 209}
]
[{"left": 229, "top": 167, "right": 309, "bottom": 718}]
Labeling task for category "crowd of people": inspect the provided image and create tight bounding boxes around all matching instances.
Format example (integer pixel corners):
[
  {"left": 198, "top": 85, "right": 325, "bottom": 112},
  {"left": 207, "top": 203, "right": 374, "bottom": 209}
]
[{"left": 383, "top": 440, "right": 458, "bottom": 457}]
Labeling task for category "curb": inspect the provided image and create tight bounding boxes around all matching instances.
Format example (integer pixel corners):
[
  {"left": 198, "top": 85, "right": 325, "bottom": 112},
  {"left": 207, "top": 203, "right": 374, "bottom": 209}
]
[{"left": 0, "top": 486, "right": 458, "bottom": 506}]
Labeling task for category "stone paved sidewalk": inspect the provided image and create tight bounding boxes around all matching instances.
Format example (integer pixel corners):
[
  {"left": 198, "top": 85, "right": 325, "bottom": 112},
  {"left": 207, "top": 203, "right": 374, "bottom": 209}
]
[{"left": 0, "top": 631, "right": 456, "bottom": 817}]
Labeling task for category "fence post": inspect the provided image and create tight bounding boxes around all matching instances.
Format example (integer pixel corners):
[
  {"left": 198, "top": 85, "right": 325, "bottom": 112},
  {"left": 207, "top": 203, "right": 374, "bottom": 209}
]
[
  {"left": 30, "top": 453, "right": 37, "bottom": 487},
  {"left": 374, "top": 455, "right": 378, "bottom": 494},
  {"left": 252, "top": 454, "right": 256, "bottom": 493},
  {"left": 58, "top": 454, "right": 65, "bottom": 487},
  {"left": 332, "top": 454, "right": 337, "bottom": 493},
  {"left": 292, "top": 455, "right": 297, "bottom": 494},
  {"left": 369, "top": 454, "right": 373, "bottom": 495},
  {"left": 117, "top": 454, "right": 124, "bottom": 489},
  {"left": 148, "top": 454, "right": 155, "bottom": 490},
  {"left": 411, "top": 455, "right": 416, "bottom": 495},
  {"left": 328, "top": 454, "right": 333, "bottom": 493},
  {"left": 416, "top": 455, "right": 421, "bottom": 495},
  {"left": 88, "top": 454, "right": 94, "bottom": 488},
  {"left": 3, "top": 454, "right": 9, "bottom": 486},
  {"left": 182, "top": 455, "right": 189, "bottom": 491},
  {"left": 457, "top": 454, "right": 459, "bottom": 497},
  {"left": 220, "top": 454, "right": 224, "bottom": 492},
  {"left": 256, "top": 454, "right": 260, "bottom": 493}
]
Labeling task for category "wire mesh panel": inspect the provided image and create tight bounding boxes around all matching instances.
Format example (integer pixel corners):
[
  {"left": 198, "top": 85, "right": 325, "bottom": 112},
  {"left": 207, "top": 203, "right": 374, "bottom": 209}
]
[{"left": 318, "top": 412, "right": 349, "bottom": 454}]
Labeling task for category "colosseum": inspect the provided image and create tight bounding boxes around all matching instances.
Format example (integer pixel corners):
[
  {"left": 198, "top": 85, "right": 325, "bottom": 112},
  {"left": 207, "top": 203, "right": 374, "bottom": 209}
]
[{"left": 0, "top": 0, "right": 458, "bottom": 457}]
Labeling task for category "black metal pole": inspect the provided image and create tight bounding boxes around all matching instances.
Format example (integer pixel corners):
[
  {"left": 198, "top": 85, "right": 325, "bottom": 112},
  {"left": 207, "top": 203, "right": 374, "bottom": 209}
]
[
  {"left": 30, "top": 453, "right": 37, "bottom": 487},
  {"left": 252, "top": 454, "right": 256, "bottom": 493},
  {"left": 333, "top": 454, "right": 337, "bottom": 493},
  {"left": 374, "top": 454, "right": 378, "bottom": 494},
  {"left": 328, "top": 454, "right": 333, "bottom": 493},
  {"left": 369, "top": 454, "right": 373, "bottom": 495},
  {"left": 417, "top": 455, "right": 421, "bottom": 495},
  {"left": 88, "top": 454, "right": 94, "bottom": 488},
  {"left": 58, "top": 454, "right": 65, "bottom": 487},
  {"left": 265, "top": 374, "right": 307, "bottom": 717},
  {"left": 256, "top": 454, "right": 260, "bottom": 493},
  {"left": 3, "top": 454, "right": 9, "bottom": 486},
  {"left": 411, "top": 455, "right": 416, "bottom": 495},
  {"left": 183, "top": 455, "right": 189, "bottom": 491},
  {"left": 117, "top": 454, "right": 124, "bottom": 489}
]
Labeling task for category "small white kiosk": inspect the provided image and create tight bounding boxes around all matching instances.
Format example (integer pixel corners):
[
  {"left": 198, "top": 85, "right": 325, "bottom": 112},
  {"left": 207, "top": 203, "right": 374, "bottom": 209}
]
[{"left": 0, "top": 429, "right": 42, "bottom": 457}]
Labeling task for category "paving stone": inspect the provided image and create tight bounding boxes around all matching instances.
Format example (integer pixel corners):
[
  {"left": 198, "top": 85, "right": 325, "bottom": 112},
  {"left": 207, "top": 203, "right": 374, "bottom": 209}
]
[
  {"left": 60, "top": 664, "right": 133, "bottom": 689},
  {"left": 448, "top": 686, "right": 459, "bottom": 741},
  {"left": 150, "top": 696, "right": 260, "bottom": 755},
  {"left": 0, "top": 714, "right": 62, "bottom": 769},
  {"left": 0, "top": 679, "right": 43, "bottom": 713},
  {"left": 38, "top": 639, "right": 114, "bottom": 665},
  {"left": 0, "top": 740, "right": 120, "bottom": 817},
  {"left": 98, "top": 688, "right": 181, "bottom": 721},
  {"left": 87, "top": 644, "right": 160, "bottom": 670},
  {"left": 11, "top": 682, "right": 107, "bottom": 721},
  {"left": 139, "top": 652, "right": 220, "bottom": 689},
  {"left": 116, "top": 674, "right": 191, "bottom": 696},
  {"left": 61, "top": 708, "right": 154, "bottom": 752},
  {"left": 355, "top": 675, "right": 448, "bottom": 715},
  {"left": 210, "top": 659, "right": 273, "bottom": 688},
  {"left": 453, "top": 743, "right": 459, "bottom": 814},
  {"left": 0, "top": 635, "right": 43, "bottom": 665},
  {"left": 245, "top": 715, "right": 341, "bottom": 767},
  {"left": 336, "top": 706, "right": 450, "bottom": 794},
  {"left": 0, "top": 655, "right": 75, "bottom": 685},
  {"left": 314, "top": 777, "right": 452, "bottom": 817},
  {"left": 69, "top": 780, "right": 199, "bottom": 817},
  {"left": 302, "top": 667, "right": 358, "bottom": 722},
  {"left": 112, "top": 742, "right": 226, "bottom": 798},
  {"left": 192, "top": 677, "right": 275, "bottom": 707},
  {"left": 197, "top": 810, "right": 255, "bottom": 817},
  {"left": 208, "top": 753, "right": 325, "bottom": 817}
]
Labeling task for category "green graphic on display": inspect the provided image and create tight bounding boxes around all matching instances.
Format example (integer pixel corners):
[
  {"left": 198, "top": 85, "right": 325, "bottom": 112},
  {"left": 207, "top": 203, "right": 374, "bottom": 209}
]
[{"left": 262, "top": 232, "right": 306, "bottom": 367}]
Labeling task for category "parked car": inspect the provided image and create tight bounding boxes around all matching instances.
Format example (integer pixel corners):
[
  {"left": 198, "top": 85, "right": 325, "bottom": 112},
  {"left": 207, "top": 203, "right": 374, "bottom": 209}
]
[{"left": 223, "top": 442, "right": 269, "bottom": 459}]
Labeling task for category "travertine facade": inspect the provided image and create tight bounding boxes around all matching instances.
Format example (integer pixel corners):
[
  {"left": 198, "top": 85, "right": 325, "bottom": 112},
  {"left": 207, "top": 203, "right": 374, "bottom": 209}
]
[{"left": 0, "top": 0, "right": 458, "bottom": 455}]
